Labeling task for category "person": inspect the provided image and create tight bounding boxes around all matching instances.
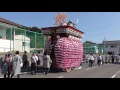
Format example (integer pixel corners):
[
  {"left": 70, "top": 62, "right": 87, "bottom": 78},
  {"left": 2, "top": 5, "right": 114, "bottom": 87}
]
[
  {"left": 4, "top": 51, "right": 10, "bottom": 59},
  {"left": 89, "top": 54, "right": 95, "bottom": 67},
  {"left": 7, "top": 54, "right": 13, "bottom": 78},
  {"left": 86, "top": 54, "right": 89, "bottom": 63},
  {"left": 0, "top": 57, "right": 3, "bottom": 69},
  {"left": 116, "top": 54, "right": 120, "bottom": 62},
  {"left": 114, "top": 55, "right": 117, "bottom": 62},
  {"left": 22, "top": 51, "right": 28, "bottom": 71},
  {"left": 36, "top": 51, "right": 41, "bottom": 65},
  {"left": 111, "top": 54, "right": 115, "bottom": 63},
  {"left": 2, "top": 54, "right": 12, "bottom": 78},
  {"left": 11, "top": 51, "right": 23, "bottom": 78},
  {"left": 36, "top": 51, "right": 42, "bottom": 72},
  {"left": 97, "top": 54, "right": 102, "bottom": 66},
  {"left": 108, "top": 55, "right": 111, "bottom": 63},
  {"left": 101, "top": 54, "right": 105, "bottom": 65},
  {"left": 30, "top": 52, "right": 38, "bottom": 75},
  {"left": 43, "top": 51, "right": 52, "bottom": 75},
  {"left": 105, "top": 54, "right": 109, "bottom": 64}
]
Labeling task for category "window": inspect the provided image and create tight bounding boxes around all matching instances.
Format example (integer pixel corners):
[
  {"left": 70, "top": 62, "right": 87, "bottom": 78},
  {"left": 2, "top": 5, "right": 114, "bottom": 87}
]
[
  {"left": 23, "top": 42, "right": 30, "bottom": 46},
  {"left": 23, "top": 42, "right": 25, "bottom": 46},
  {"left": 111, "top": 46, "right": 114, "bottom": 48},
  {"left": 111, "top": 45, "right": 117, "bottom": 48},
  {"left": 85, "top": 43, "right": 88, "bottom": 47}
]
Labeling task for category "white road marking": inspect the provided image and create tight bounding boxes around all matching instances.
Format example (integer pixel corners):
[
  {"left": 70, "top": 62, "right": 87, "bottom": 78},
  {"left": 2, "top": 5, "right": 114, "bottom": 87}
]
[
  {"left": 57, "top": 76, "right": 63, "bottom": 78},
  {"left": 111, "top": 70, "right": 120, "bottom": 78},
  {"left": 21, "top": 72, "right": 28, "bottom": 74},
  {"left": 74, "top": 66, "right": 82, "bottom": 70},
  {"left": 111, "top": 75, "right": 116, "bottom": 78},
  {"left": 86, "top": 66, "right": 98, "bottom": 70}
]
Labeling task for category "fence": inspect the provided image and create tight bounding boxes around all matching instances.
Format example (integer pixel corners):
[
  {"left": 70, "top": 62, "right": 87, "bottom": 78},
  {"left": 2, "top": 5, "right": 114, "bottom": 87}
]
[{"left": 0, "top": 24, "right": 46, "bottom": 53}]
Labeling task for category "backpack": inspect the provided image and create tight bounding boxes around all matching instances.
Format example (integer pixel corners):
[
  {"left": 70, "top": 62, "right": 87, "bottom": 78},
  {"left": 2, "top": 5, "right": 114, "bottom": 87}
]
[{"left": 98, "top": 56, "right": 102, "bottom": 60}]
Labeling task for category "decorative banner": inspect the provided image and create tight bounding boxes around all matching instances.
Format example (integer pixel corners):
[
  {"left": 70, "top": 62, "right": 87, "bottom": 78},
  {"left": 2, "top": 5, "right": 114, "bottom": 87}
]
[{"left": 54, "top": 12, "right": 67, "bottom": 26}]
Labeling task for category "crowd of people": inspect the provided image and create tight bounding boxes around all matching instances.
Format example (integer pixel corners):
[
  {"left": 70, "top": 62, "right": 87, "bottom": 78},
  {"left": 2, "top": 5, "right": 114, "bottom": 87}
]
[
  {"left": 1, "top": 50, "right": 120, "bottom": 78},
  {"left": 83, "top": 53, "right": 120, "bottom": 67},
  {"left": 0, "top": 50, "right": 52, "bottom": 78}
]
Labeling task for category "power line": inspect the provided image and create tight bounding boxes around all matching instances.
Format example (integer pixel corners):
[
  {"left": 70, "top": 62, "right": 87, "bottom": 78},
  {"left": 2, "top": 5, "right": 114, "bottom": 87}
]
[{"left": 99, "top": 20, "right": 120, "bottom": 30}]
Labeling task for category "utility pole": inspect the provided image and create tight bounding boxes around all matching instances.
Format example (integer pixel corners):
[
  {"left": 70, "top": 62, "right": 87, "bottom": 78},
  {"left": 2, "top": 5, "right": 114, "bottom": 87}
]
[{"left": 103, "top": 37, "right": 106, "bottom": 54}]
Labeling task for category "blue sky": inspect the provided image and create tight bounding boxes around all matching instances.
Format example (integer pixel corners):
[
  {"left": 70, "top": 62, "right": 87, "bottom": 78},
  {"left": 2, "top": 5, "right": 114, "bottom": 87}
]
[{"left": 0, "top": 12, "right": 120, "bottom": 43}]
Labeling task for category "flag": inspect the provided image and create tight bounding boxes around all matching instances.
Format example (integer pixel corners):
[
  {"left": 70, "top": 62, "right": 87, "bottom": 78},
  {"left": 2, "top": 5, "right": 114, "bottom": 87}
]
[{"left": 77, "top": 18, "right": 79, "bottom": 24}]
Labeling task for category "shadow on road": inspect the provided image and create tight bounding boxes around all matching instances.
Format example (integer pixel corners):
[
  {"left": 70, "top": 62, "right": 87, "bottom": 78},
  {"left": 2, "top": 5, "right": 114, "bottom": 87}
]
[
  {"left": 21, "top": 67, "right": 63, "bottom": 74},
  {"left": 109, "top": 62, "right": 120, "bottom": 65}
]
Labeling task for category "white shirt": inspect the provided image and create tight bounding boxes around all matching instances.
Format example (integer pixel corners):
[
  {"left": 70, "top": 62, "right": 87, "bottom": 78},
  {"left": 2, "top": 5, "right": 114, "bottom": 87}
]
[
  {"left": 89, "top": 55, "right": 95, "bottom": 60},
  {"left": 31, "top": 55, "right": 38, "bottom": 63},
  {"left": 97, "top": 56, "right": 102, "bottom": 60}
]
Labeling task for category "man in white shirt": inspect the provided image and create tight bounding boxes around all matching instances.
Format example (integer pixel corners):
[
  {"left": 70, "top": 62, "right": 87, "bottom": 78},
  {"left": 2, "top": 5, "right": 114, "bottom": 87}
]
[
  {"left": 30, "top": 52, "right": 38, "bottom": 75},
  {"left": 97, "top": 54, "right": 102, "bottom": 66},
  {"left": 89, "top": 54, "right": 95, "bottom": 67}
]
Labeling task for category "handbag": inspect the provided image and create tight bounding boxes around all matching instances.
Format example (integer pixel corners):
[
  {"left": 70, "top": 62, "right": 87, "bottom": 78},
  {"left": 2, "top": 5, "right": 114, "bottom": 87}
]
[
  {"left": 20, "top": 62, "right": 23, "bottom": 67},
  {"left": 18, "top": 57, "right": 23, "bottom": 67}
]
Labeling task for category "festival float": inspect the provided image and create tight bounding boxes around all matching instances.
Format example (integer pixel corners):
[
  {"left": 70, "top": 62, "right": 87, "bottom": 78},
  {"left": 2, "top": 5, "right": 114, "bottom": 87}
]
[{"left": 41, "top": 12, "right": 84, "bottom": 72}]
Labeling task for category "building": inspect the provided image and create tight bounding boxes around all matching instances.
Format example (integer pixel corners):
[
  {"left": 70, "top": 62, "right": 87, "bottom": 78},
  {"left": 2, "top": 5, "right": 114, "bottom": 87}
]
[
  {"left": 0, "top": 17, "right": 31, "bottom": 52},
  {"left": 83, "top": 41, "right": 98, "bottom": 54},
  {"left": 0, "top": 17, "right": 23, "bottom": 39},
  {"left": 0, "top": 39, "right": 13, "bottom": 52},
  {"left": 0, "top": 35, "right": 30, "bottom": 52},
  {"left": 98, "top": 44, "right": 104, "bottom": 54},
  {"left": 83, "top": 41, "right": 104, "bottom": 54},
  {"left": 14, "top": 35, "right": 30, "bottom": 52},
  {"left": 103, "top": 40, "right": 120, "bottom": 55}
]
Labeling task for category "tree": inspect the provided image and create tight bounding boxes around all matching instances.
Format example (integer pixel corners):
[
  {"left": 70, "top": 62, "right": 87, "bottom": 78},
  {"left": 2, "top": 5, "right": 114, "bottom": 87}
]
[
  {"left": 21, "top": 26, "right": 31, "bottom": 30},
  {"left": 30, "top": 27, "right": 41, "bottom": 33},
  {"left": 21, "top": 26, "right": 41, "bottom": 33}
]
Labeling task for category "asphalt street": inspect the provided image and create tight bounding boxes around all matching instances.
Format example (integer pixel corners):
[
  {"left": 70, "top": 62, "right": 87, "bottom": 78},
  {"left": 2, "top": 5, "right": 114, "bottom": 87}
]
[{"left": 1, "top": 62, "right": 120, "bottom": 78}]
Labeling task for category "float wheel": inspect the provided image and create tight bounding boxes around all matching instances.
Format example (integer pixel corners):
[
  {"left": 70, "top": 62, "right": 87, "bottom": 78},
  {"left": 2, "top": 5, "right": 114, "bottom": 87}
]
[
  {"left": 71, "top": 67, "right": 75, "bottom": 70},
  {"left": 65, "top": 67, "right": 71, "bottom": 72}
]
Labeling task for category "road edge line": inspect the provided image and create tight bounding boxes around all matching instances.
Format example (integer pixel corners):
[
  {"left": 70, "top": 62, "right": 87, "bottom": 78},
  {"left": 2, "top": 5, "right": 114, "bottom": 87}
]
[
  {"left": 57, "top": 76, "right": 63, "bottom": 78},
  {"left": 86, "top": 66, "right": 98, "bottom": 70},
  {"left": 111, "top": 70, "right": 120, "bottom": 78}
]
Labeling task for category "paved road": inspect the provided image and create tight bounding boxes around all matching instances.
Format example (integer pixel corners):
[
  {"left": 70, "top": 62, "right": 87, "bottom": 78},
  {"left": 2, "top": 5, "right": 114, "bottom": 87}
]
[{"left": 1, "top": 62, "right": 120, "bottom": 78}]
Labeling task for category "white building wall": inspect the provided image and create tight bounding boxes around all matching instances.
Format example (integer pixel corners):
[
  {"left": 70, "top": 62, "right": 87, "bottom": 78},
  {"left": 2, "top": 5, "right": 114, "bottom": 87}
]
[
  {"left": 0, "top": 22, "right": 31, "bottom": 53},
  {"left": 0, "top": 39, "right": 13, "bottom": 52},
  {"left": 0, "top": 36, "right": 30, "bottom": 53},
  {"left": 106, "top": 45, "right": 119, "bottom": 55},
  {"left": 14, "top": 35, "right": 30, "bottom": 52}
]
